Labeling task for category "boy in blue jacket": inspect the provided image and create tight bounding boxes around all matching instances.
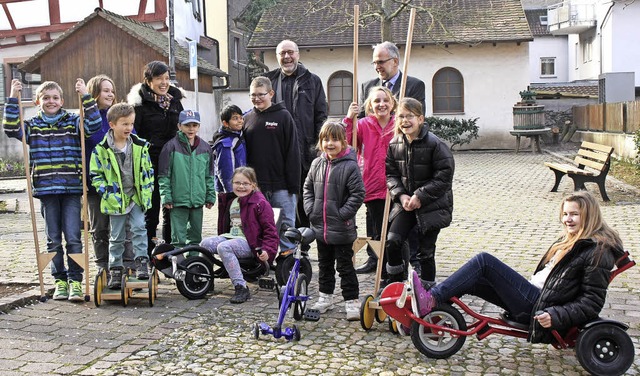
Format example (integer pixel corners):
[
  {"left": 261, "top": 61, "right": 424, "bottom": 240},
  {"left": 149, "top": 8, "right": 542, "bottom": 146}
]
[
  {"left": 212, "top": 104, "right": 247, "bottom": 193},
  {"left": 3, "top": 78, "right": 101, "bottom": 301}
]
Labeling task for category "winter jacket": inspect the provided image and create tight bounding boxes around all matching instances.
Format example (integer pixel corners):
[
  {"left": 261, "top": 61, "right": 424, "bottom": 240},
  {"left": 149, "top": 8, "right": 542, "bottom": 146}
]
[
  {"left": 158, "top": 131, "right": 216, "bottom": 208},
  {"left": 264, "top": 63, "right": 328, "bottom": 170},
  {"left": 303, "top": 147, "right": 365, "bottom": 245},
  {"left": 211, "top": 127, "right": 247, "bottom": 193},
  {"left": 386, "top": 125, "right": 454, "bottom": 232},
  {"left": 216, "top": 191, "right": 279, "bottom": 264},
  {"left": 528, "top": 239, "right": 621, "bottom": 343},
  {"left": 90, "top": 133, "right": 154, "bottom": 215},
  {"left": 85, "top": 108, "right": 136, "bottom": 194},
  {"left": 127, "top": 83, "right": 184, "bottom": 161},
  {"left": 343, "top": 114, "right": 395, "bottom": 202},
  {"left": 2, "top": 95, "right": 101, "bottom": 198},
  {"left": 243, "top": 102, "right": 300, "bottom": 194}
]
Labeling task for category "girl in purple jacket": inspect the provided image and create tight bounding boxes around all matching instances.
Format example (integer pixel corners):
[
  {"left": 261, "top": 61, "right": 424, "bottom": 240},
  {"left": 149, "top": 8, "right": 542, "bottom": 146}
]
[{"left": 200, "top": 167, "right": 279, "bottom": 303}]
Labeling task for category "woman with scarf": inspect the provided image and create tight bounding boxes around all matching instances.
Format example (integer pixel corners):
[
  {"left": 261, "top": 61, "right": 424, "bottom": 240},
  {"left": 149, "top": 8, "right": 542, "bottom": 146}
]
[{"left": 128, "top": 61, "right": 184, "bottom": 255}]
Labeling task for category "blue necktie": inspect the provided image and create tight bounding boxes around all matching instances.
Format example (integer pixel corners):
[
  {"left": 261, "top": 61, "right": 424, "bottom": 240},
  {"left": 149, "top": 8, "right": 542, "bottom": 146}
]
[{"left": 384, "top": 80, "right": 393, "bottom": 90}]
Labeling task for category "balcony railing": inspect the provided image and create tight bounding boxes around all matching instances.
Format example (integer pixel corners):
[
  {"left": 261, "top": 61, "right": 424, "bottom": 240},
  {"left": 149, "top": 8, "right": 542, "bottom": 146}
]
[{"left": 547, "top": 1, "right": 596, "bottom": 35}]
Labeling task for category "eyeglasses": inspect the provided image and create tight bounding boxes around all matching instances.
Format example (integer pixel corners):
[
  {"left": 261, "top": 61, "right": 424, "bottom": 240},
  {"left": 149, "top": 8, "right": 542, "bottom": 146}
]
[
  {"left": 249, "top": 92, "right": 268, "bottom": 99},
  {"left": 371, "top": 57, "right": 394, "bottom": 66},
  {"left": 397, "top": 114, "right": 417, "bottom": 121},
  {"left": 232, "top": 181, "right": 253, "bottom": 187},
  {"left": 278, "top": 50, "right": 298, "bottom": 57}
]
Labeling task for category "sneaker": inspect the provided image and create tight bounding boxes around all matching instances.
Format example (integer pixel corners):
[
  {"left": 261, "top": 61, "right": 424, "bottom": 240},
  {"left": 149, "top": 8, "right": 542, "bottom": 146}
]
[
  {"left": 135, "top": 257, "right": 150, "bottom": 280},
  {"left": 411, "top": 271, "right": 435, "bottom": 317},
  {"left": 345, "top": 299, "right": 360, "bottom": 321},
  {"left": 108, "top": 268, "right": 123, "bottom": 290},
  {"left": 311, "top": 292, "right": 334, "bottom": 313},
  {"left": 52, "top": 279, "right": 69, "bottom": 300},
  {"left": 68, "top": 280, "right": 84, "bottom": 302},
  {"left": 230, "top": 284, "right": 250, "bottom": 304}
]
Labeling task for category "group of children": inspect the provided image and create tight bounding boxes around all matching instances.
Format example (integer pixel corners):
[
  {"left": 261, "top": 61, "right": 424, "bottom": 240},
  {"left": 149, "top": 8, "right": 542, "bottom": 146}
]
[{"left": 2, "top": 73, "right": 449, "bottom": 322}]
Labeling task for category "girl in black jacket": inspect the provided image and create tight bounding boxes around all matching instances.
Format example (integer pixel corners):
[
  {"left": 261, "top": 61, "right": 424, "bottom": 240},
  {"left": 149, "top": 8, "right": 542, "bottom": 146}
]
[
  {"left": 411, "top": 190, "right": 624, "bottom": 344},
  {"left": 303, "top": 122, "right": 365, "bottom": 320},
  {"left": 384, "top": 98, "right": 454, "bottom": 285}
]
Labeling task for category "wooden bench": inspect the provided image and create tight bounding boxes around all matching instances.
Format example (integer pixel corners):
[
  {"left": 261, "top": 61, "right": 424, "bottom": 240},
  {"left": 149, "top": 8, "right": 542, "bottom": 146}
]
[{"left": 544, "top": 141, "right": 614, "bottom": 201}]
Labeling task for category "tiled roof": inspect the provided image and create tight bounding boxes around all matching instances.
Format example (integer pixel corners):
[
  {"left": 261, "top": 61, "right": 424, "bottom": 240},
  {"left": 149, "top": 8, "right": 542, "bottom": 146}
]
[
  {"left": 529, "top": 81, "right": 599, "bottom": 98},
  {"left": 20, "top": 8, "right": 226, "bottom": 77},
  {"left": 525, "top": 8, "right": 550, "bottom": 36},
  {"left": 248, "top": 0, "right": 532, "bottom": 49}
]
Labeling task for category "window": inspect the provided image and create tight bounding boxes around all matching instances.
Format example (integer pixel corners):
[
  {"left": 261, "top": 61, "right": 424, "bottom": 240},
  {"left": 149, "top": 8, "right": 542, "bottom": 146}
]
[
  {"left": 189, "top": 0, "right": 201, "bottom": 22},
  {"left": 540, "top": 57, "right": 556, "bottom": 76},
  {"left": 539, "top": 15, "right": 548, "bottom": 25},
  {"left": 233, "top": 37, "right": 239, "bottom": 63},
  {"left": 574, "top": 42, "right": 579, "bottom": 69},
  {"left": 327, "top": 71, "right": 353, "bottom": 116},
  {"left": 582, "top": 37, "right": 592, "bottom": 63},
  {"left": 7, "top": 64, "right": 40, "bottom": 102},
  {"left": 432, "top": 67, "right": 464, "bottom": 113}
]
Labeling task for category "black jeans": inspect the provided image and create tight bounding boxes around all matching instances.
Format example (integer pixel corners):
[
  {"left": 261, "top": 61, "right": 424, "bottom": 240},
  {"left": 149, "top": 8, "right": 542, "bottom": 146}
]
[
  {"left": 386, "top": 210, "right": 441, "bottom": 281},
  {"left": 147, "top": 156, "right": 171, "bottom": 255},
  {"left": 364, "top": 199, "right": 386, "bottom": 260},
  {"left": 316, "top": 240, "right": 359, "bottom": 300}
]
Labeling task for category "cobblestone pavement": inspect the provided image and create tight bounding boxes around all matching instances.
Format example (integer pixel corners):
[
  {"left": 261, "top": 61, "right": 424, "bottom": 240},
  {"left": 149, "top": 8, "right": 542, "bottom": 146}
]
[{"left": 0, "top": 149, "right": 638, "bottom": 375}]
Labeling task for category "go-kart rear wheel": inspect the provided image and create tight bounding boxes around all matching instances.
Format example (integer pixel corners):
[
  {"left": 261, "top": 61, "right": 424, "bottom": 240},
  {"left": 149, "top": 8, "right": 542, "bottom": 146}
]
[
  {"left": 93, "top": 269, "right": 106, "bottom": 307},
  {"left": 121, "top": 273, "right": 129, "bottom": 307},
  {"left": 575, "top": 323, "right": 634, "bottom": 376},
  {"left": 360, "top": 295, "right": 375, "bottom": 330},
  {"left": 293, "top": 273, "right": 308, "bottom": 321},
  {"left": 375, "top": 307, "right": 388, "bottom": 323},
  {"left": 411, "top": 303, "right": 467, "bottom": 359},
  {"left": 175, "top": 257, "right": 213, "bottom": 300},
  {"left": 388, "top": 318, "right": 399, "bottom": 334},
  {"left": 148, "top": 270, "right": 157, "bottom": 307}
]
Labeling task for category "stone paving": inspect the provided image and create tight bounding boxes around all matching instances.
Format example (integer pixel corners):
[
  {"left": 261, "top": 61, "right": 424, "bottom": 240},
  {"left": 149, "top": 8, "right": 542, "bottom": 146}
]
[{"left": 0, "top": 149, "right": 638, "bottom": 375}]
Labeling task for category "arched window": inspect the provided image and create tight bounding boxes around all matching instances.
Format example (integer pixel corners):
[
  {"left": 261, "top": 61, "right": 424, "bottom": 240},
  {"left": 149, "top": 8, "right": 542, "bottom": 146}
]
[
  {"left": 327, "top": 71, "right": 353, "bottom": 116},
  {"left": 432, "top": 67, "right": 464, "bottom": 113}
]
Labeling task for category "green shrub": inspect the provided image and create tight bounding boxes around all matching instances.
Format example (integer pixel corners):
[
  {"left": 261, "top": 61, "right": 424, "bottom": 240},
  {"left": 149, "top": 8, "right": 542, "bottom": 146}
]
[
  {"left": 427, "top": 116, "right": 480, "bottom": 150},
  {"left": 0, "top": 158, "right": 26, "bottom": 177}
]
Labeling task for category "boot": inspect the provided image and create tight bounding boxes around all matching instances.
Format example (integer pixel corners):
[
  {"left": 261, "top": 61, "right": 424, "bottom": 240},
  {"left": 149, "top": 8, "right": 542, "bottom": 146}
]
[
  {"left": 108, "top": 267, "right": 123, "bottom": 290},
  {"left": 230, "top": 284, "right": 250, "bottom": 304},
  {"left": 355, "top": 257, "right": 377, "bottom": 274},
  {"left": 135, "top": 256, "right": 149, "bottom": 280}
]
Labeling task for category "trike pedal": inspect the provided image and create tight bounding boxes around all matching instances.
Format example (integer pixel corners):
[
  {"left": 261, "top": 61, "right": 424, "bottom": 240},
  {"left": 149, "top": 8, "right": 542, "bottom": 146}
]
[
  {"left": 304, "top": 308, "right": 320, "bottom": 321},
  {"left": 258, "top": 277, "right": 276, "bottom": 290}
]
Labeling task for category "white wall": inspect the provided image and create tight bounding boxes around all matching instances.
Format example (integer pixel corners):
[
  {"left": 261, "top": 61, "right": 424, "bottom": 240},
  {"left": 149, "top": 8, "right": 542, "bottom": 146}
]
[
  {"left": 609, "top": 3, "right": 640, "bottom": 85},
  {"left": 172, "top": 0, "right": 205, "bottom": 49},
  {"left": 260, "top": 43, "right": 530, "bottom": 149},
  {"left": 181, "top": 90, "right": 219, "bottom": 142},
  {"left": 529, "top": 35, "right": 569, "bottom": 83}
]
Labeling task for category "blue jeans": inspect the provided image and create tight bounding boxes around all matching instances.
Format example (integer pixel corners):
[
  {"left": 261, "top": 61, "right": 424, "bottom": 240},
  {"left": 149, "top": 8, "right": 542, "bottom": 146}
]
[
  {"left": 108, "top": 205, "right": 148, "bottom": 268},
  {"left": 200, "top": 236, "right": 253, "bottom": 287},
  {"left": 264, "top": 190, "right": 296, "bottom": 251},
  {"left": 40, "top": 194, "right": 83, "bottom": 282},
  {"left": 431, "top": 252, "right": 541, "bottom": 323}
]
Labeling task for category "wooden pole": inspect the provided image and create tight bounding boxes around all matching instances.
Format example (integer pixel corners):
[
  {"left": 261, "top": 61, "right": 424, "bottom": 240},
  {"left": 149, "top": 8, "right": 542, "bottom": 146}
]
[
  {"left": 78, "top": 93, "right": 91, "bottom": 300},
  {"left": 16, "top": 87, "right": 47, "bottom": 301},
  {"left": 351, "top": 4, "right": 359, "bottom": 147},
  {"left": 373, "top": 8, "right": 417, "bottom": 297}
]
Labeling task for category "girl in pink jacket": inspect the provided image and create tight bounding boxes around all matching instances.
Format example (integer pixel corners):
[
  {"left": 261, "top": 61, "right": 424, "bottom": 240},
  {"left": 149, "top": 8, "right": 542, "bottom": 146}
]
[{"left": 343, "top": 86, "right": 397, "bottom": 273}]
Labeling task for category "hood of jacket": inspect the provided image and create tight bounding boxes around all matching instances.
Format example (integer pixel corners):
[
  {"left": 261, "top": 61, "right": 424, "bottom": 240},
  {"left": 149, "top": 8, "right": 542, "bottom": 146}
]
[{"left": 127, "top": 82, "right": 186, "bottom": 106}]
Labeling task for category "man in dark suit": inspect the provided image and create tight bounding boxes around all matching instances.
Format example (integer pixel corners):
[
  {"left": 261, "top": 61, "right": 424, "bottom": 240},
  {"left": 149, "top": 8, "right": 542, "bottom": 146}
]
[
  {"left": 358, "top": 41, "right": 426, "bottom": 118},
  {"left": 356, "top": 41, "right": 426, "bottom": 275}
]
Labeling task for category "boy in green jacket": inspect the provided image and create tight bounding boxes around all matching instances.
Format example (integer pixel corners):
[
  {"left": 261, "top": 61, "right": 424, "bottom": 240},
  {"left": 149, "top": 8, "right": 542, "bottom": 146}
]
[
  {"left": 158, "top": 110, "right": 216, "bottom": 250},
  {"left": 90, "top": 103, "right": 154, "bottom": 288}
]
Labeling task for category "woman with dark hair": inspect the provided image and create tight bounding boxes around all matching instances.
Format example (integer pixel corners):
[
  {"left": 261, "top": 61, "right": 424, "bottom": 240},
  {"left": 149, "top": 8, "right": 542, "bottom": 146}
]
[{"left": 128, "top": 61, "right": 184, "bottom": 254}]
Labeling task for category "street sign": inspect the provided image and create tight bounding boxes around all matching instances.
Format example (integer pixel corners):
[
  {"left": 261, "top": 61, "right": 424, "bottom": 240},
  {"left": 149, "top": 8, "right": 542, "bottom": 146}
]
[{"left": 189, "top": 40, "right": 197, "bottom": 80}]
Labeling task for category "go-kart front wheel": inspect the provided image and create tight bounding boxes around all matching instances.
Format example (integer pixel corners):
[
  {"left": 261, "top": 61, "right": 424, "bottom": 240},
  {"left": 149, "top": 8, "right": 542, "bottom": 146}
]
[
  {"left": 411, "top": 303, "right": 467, "bottom": 359},
  {"left": 360, "top": 295, "right": 376, "bottom": 330},
  {"left": 175, "top": 257, "right": 213, "bottom": 300},
  {"left": 575, "top": 323, "right": 634, "bottom": 376}
]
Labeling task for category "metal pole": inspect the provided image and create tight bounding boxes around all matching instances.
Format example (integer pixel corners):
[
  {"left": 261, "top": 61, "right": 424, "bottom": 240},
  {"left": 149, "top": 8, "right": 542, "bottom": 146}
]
[{"left": 168, "top": 0, "right": 177, "bottom": 83}]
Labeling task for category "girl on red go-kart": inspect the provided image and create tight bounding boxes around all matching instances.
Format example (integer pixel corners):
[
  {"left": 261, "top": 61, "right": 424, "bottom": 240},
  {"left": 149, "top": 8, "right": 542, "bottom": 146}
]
[{"left": 405, "top": 190, "right": 623, "bottom": 343}]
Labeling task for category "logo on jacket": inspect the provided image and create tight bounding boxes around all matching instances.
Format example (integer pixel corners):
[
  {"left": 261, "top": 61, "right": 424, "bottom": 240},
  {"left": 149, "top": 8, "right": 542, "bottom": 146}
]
[{"left": 265, "top": 122, "right": 278, "bottom": 129}]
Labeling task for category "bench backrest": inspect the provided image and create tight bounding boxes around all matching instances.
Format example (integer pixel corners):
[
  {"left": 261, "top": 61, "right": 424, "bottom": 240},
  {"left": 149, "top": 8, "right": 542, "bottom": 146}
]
[{"left": 574, "top": 141, "right": 614, "bottom": 172}]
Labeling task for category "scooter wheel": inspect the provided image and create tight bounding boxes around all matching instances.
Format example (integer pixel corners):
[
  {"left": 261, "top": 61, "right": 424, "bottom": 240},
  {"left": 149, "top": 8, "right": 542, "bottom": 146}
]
[
  {"left": 375, "top": 307, "right": 388, "bottom": 323},
  {"left": 411, "top": 303, "right": 466, "bottom": 359},
  {"left": 94, "top": 269, "right": 105, "bottom": 307},
  {"left": 176, "top": 257, "right": 213, "bottom": 300},
  {"left": 576, "top": 323, "right": 634, "bottom": 376},
  {"left": 292, "top": 324, "right": 301, "bottom": 341},
  {"left": 121, "top": 273, "right": 129, "bottom": 307},
  {"left": 388, "top": 318, "right": 399, "bottom": 334},
  {"left": 293, "top": 273, "right": 308, "bottom": 321},
  {"left": 360, "top": 294, "right": 375, "bottom": 330},
  {"left": 253, "top": 323, "right": 260, "bottom": 340}
]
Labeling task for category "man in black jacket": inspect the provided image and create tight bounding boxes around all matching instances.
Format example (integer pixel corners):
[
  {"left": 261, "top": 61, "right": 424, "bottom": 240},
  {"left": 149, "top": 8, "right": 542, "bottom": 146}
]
[{"left": 264, "top": 40, "right": 328, "bottom": 231}]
